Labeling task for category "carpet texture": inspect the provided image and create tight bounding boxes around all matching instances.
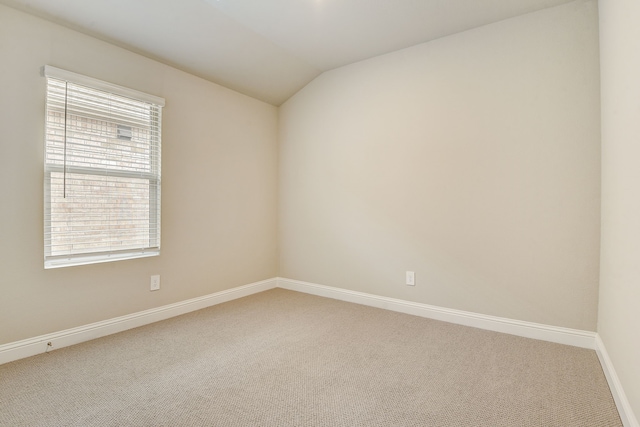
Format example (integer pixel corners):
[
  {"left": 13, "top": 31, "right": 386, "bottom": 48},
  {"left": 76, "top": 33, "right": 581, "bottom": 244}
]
[{"left": 0, "top": 288, "right": 622, "bottom": 426}]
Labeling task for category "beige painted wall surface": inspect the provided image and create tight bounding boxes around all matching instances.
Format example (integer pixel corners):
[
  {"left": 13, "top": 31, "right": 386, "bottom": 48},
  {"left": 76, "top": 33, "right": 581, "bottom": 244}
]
[
  {"left": 598, "top": 0, "right": 640, "bottom": 421},
  {"left": 0, "top": 5, "right": 278, "bottom": 345},
  {"left": 278, "top": 1, "right": 601, "bottom": 331}
]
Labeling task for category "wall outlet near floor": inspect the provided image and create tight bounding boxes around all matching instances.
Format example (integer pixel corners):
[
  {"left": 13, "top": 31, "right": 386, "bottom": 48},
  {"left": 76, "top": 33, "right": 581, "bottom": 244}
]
[
  {"left": 406, "top": 271, "right": 415, "bottom": 286},
  {"left": 150, "top": 275, "right": 160, "bottom": 291}
]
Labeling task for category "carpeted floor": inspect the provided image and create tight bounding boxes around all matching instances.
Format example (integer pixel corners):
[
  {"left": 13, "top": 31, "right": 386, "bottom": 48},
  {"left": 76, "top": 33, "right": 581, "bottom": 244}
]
[{"left": 0, "top": 288, "right": 622, "bottom": 426}]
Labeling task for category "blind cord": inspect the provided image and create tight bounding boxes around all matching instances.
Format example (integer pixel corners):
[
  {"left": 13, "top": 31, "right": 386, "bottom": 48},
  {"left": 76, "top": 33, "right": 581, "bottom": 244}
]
[{"left": 63, "top": 82, "right": 68, "bottom": 199}]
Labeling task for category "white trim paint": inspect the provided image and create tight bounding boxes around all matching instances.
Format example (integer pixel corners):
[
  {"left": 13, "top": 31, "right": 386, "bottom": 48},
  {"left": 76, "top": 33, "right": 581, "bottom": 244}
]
[
  {"left": 596, "top": 335, "right": 640, "bottom": 427},
  {"left": 277, "top": 278, "right": 597, "bottom": 349},
  {"left": 0, "top": 276, "right": 597, "bottom": 363},
  {"left": 0, "top": 278, "right": 276, "bottom": 365},
  {"left": 1, "top": 276, "right": 635, "bottom": 426},
  {"left": 280, "top": 278, "right": 638, "bottom": 425}
]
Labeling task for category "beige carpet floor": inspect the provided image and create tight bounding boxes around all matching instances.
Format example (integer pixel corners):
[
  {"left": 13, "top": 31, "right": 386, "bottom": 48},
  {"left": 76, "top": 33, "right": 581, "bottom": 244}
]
[{"left": 0, "top": 288, "right": 622, "bottom": 426}]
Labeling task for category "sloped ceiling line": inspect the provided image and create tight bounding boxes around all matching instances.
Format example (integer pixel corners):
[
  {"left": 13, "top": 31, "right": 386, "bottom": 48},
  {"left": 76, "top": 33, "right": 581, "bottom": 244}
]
[{"left": 0, "top": 0, "right": 575, "bottom": 105}]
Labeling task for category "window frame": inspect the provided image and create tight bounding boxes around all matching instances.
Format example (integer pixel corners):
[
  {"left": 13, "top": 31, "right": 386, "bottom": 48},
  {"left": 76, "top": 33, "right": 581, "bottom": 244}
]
[{"left": 43, "top": 66, "right": 165, "bottom": 269}]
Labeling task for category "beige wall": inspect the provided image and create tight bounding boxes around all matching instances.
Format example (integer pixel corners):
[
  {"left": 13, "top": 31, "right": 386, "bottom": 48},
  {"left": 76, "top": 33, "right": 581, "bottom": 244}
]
[
  {"left": 278, "top": 1, "right": 601, "bottom": 331},
  {"left": 0, "top": 0, "right": 605, "bottom": 343},
  {"left": 598, "top": 0, "right": 640, "bottom": 420},
  {"left": 0, "top": 5, "right": 278, "bottom": 345}
]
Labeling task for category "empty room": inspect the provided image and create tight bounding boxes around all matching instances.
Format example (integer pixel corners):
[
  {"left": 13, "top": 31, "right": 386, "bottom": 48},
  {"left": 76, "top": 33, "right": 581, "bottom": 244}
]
[{"left": 0, "top": 0, "right": 638, "bottom": 425}]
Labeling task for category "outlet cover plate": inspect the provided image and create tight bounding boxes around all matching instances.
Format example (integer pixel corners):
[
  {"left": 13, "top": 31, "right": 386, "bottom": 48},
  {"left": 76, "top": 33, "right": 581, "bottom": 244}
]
[
  {"left": 150, "top": 275, "right": 160, "bottom": 291},
  {"left": 406, "top": 271, "right": 415, "bottom": 286}
]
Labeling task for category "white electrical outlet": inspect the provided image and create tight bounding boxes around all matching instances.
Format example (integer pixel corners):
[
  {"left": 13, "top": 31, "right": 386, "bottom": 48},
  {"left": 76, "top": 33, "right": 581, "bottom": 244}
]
[
  {"left": 406, "top": 271, "right": 415, "bottom": 286},
  {"left": 150, "top": 275, "right": 160, "bottom": 291}
]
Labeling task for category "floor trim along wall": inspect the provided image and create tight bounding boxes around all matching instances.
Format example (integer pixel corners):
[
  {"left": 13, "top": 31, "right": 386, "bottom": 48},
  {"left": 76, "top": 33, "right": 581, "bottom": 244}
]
[
  {"left": 278, "top": 277, "right": 597, "bottom": 349},
  {"left": 0, "top": 276, "right": 597, "bottom": 366},
  {"left": 1, "top": 276, "right": 635, "bottom": 426},
  {"left": 595, "top": 335, "right": 640, "bottom": 427},
  {"left": 0, "top": 278, "right": 277, "bottom": 366},
  {"left": 281, "top": 278, "right": 637, "bottom": 426}
]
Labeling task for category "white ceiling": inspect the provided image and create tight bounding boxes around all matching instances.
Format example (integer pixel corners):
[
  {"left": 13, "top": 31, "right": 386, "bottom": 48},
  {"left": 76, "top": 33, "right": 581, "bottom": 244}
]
[{"left": 1, "top": 0, "right": 576, "bottom": 105}]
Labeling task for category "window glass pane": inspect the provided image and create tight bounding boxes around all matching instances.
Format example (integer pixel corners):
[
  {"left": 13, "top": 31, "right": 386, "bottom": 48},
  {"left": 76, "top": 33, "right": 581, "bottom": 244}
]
[{"left": 48, "top": 172, "right": 153, "bottom": 256}]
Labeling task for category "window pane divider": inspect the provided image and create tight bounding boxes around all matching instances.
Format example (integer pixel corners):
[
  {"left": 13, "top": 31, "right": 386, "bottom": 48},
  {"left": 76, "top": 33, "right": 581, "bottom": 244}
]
[{"left": 45, "top": 165, "right": 159, "bottom": 181}]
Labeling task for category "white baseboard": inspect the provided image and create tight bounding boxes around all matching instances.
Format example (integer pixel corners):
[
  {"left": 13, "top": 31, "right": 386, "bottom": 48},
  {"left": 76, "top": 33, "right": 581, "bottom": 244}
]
[
  {"left": 0, "top": 275, "right": 603, "bottom": 362},
  {"left": 0, "top": 278, "right": 277, "bottom": 366},
  {"left": 3, "top": 275, "right": 634, "bottom": 425},
  {"left": 277, "top": 277, "right": 597, "bottom": 349},
  {"left": 596, "top": 335, "right": 639, "bottom": 427}
]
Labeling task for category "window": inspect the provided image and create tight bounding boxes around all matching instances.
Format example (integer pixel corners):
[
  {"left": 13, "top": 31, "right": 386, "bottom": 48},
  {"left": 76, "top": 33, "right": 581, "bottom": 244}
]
[{"left": 44, "top": 66, "right": 164, "bottom": 268}]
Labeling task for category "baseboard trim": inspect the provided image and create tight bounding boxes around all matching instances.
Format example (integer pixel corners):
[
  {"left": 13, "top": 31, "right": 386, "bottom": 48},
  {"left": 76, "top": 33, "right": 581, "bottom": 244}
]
[
  {"left": 2, "top": 276, "right": 633, "bottom": 423},
  {"left": 4, "top": 275, "right": 633, "bottom": 424},
  {"left": 595, "top": 335, "right": 639, "bottom": 427},
  {"left": 0, "top": 276, "right": 600, "bottom": 362},
  {"left": 0, "top": 278, "right": 277, "bottom": 366},
  {"left": 277, "top": 277, "right": 597, "bottom": 349}
]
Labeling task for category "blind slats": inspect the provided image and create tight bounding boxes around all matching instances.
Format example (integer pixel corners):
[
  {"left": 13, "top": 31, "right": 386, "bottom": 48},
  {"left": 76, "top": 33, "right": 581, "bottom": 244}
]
[{"left": 44, "top": 69, "right": 163, "bottom": 269}]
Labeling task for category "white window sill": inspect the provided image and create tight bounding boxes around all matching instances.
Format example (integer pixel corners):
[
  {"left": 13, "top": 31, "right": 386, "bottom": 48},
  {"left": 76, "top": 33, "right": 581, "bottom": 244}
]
[{"left": 44, "top": 250, "right": 160, "bottom": 269}]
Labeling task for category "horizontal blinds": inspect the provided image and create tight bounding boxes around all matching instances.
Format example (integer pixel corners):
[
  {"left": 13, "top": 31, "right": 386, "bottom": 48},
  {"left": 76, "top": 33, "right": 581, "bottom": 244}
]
[
  {"left": 44, "top": 65, "right": 165, "bottom": 106},
  {"left": 44, "top": 69, "right": 163, "bottom": 268}
]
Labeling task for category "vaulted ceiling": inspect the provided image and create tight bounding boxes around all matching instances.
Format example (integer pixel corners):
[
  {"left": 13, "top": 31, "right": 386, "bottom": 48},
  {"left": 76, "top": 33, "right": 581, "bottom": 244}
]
[{"left": 1, "top": 0, "right": 576, "bottom": 105}]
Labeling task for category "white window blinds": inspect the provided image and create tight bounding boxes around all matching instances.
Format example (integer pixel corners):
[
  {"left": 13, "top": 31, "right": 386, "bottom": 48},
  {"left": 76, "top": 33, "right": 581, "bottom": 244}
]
[{"left": 44, "top": 66, "right": 164, "bottom": 268}]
